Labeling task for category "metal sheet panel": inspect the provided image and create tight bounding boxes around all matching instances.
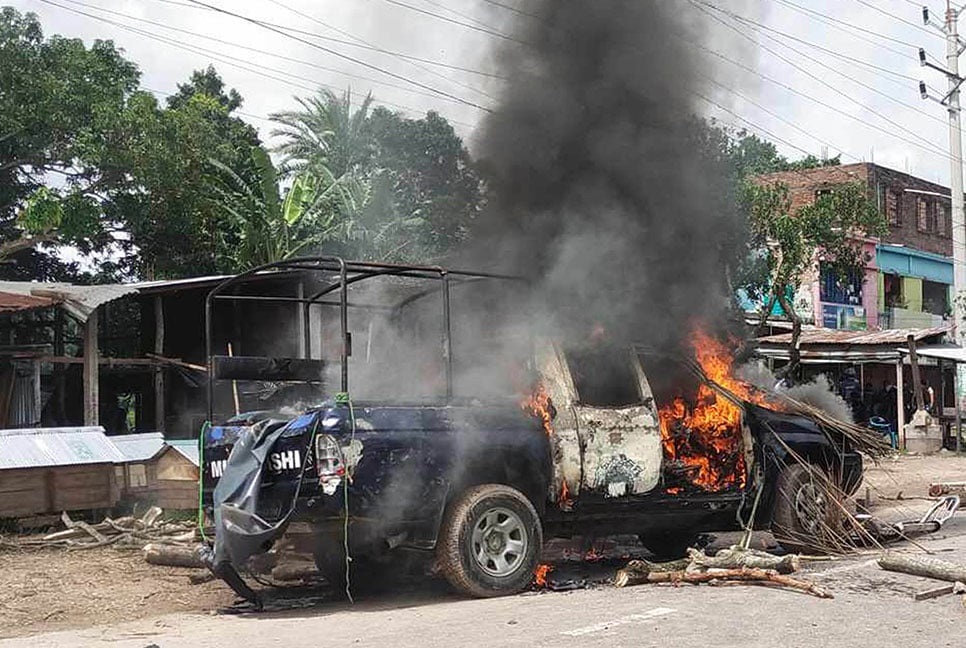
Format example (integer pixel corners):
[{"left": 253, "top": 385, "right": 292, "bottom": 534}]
[
  {"left": 166, "top": 439, "right": 200, "bottom": 467},
  {"left": 0, "top": 426, "right": 124, "bottom": 469},
  {"left": 111, "top": 432, "right": 166, "bottom": 462}
]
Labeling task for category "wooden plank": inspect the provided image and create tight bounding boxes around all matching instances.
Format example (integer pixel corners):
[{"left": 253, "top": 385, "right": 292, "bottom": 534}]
[
  {"left": 154, "top": 295, "right": 165, "bottom": 433},
  {"left": 83, "top": 310, "right": 98, "bottom": 426}
]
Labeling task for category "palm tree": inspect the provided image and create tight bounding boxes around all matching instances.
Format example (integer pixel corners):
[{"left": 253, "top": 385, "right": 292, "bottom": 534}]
[{"left": 270, "top": 88, "right": 375, "bottom": 177}]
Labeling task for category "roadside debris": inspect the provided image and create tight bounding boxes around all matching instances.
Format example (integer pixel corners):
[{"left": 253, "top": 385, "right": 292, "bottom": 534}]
[
  {"left": 929, "top": 482, "right": 966, "bottom": 498},
  {"left": 3, "top": 507, "right": 200, "bottom": 552},
  {"left": 614, "top": 545, "right": 832, "bottom": 598},
  {"left": 912, "top": 582, "right": 966, "bottom": 601},
  {"left": 858, "top": 496, "right": 960, "bottom": 543},
  {"left": 877, "top": 552, "right": 966, "bottom": 584}
]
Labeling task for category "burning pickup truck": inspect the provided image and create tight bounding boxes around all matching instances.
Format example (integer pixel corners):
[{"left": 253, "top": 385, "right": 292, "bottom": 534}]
[{"left": 200, "top": 258, "right": 875, "bottom": 603}]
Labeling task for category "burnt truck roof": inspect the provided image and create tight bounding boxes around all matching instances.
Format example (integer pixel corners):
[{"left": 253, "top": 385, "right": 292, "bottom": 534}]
[{"left": 204, "top": 256, "right": 528, "bottom": 422}]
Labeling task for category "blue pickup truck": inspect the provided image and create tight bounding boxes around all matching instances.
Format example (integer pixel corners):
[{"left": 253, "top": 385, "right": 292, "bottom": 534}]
[{"left": 199, "top": 258, "right": 864, "bottom": 603}]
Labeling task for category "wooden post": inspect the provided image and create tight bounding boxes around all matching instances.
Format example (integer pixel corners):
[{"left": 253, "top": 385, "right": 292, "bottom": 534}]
[
  {"left": 31, "top": 359, "right": 41, "bottom": 426},
  {"left": 897, "top": 359, "right": 906, "bottom": 449},
  {"left": 83, "top": 310, "right": 99, "bottom": 426},
  {"left": 297, "top": 280, "right": 308, "bottom": 359},
  {"left": 907, "top": 334, "right": 926, "bottom": 411},
  {"left": 154, "top": 295, "right": 165, "bottom": 433},
  {"left": 53, "top": 308, "right": 65, "bottom": 422}
]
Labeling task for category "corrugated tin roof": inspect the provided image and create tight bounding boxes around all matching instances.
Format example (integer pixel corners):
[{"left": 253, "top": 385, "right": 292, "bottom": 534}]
[
  {"left": 166, "top": 439, "right": 200, "bottom": 467},
  {"left": 0, "top": 426, "right": 125, "bottom": 469},
  {"left": 0, "top": 291, "right": 60, "bottom": 314},
  {"left": 757, "top": 326, "right": 950, "bottom": 347},
  {"left": 0, "top": 282, "right": 137, "bottom": 322},
  {"left": 898, "top": 345, "right": 966, "bottom": 363},
  {"left": 111, "top": 432, "right": 166, "bottom": 462}
]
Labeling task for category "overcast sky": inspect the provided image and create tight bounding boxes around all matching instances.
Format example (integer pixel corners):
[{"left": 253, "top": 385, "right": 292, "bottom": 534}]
[{"left": 8, "top": 0, "right": 963, "bottom": 186}]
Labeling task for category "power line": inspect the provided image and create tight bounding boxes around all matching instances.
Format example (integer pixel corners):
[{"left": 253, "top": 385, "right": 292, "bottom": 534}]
[
  {"left": 56, "top": 0, "right": 494, "bottom": 111},
  {"left": 683, "top": 30, "right": 955, "bottom": 164},
  {"left": 379, "top": 0, "right": 526, "bottom": 45},
  {"left": 703, "top": 0, "right": 918, "bottom": 84},
  {"left": 264, "top": 0, "right": 495, "bottom": 103},
  {"left": 477, "top": 0, "right": 541, "bottom": 20},
  {"left": 36, "top": 0, "right": 477, "bottom": 130},
  {"left": 774, "top": 0, "right": 923, "bottom": 51},
  {"left": 694, "top": 1, "right": 947, "bottom": 129},
  {"left": 144, "top": 0, "right": 507, "bottom": 79},
  {"left": 851, "top": 0, "right": 937, "bottom": 36},
  {"left": 184, "top": 0, "right": 492, "bottom": 112},
  {"left": 691, "top": 1, "right": 949, "bottom": 159}
]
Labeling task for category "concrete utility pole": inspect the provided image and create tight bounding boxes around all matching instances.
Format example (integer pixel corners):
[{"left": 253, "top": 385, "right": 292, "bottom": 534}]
[{"left": 921, "top": 2, "right": 966, "bottom": 345}]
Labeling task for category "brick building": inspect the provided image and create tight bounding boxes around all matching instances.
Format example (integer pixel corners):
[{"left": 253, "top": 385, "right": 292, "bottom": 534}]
[{"left": 752, "top": 163, "right": 954, "bottom": 330}]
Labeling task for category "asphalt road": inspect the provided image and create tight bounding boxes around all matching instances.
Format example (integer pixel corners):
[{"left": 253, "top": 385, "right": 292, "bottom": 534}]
[{"left": 5, "top": 523, "right": 965, "bottom": 648}]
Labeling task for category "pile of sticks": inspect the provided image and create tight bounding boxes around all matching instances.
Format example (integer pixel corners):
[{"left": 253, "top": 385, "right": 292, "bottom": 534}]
[
  {"left": 10, "top": 507, "right": 200, "bottom": 551},
  {"left": 614, "top": 545, "right": 833, "bottom": 599}
]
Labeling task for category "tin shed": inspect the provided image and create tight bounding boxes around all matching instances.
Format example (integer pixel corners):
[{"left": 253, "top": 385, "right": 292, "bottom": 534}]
[{"left": 0, "top": 426, "right": 123, "bottom": 517}]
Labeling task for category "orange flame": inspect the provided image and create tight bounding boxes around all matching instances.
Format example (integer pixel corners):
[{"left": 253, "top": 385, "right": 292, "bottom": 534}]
[
  {"left": 658, "top": 327, "right": 757, "bottom": 492},
  {"left": 522, "top": 384, "right": 554, "bottom": 437},
  {"left": 533, "top": 563, "right": 553, "bottom": 587}
]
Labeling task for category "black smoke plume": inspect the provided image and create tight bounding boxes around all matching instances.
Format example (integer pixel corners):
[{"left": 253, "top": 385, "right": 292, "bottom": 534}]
[{"left": 470, "top": 1, "right": 751, "bottom": 353}]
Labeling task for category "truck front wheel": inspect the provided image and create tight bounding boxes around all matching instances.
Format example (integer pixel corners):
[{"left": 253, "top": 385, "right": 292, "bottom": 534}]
[
  {"left": 772, "top": 463, "right": 843, "bottom": 553},
  {"left": 437, "top": 484, "right": 542, "bottom": 598}
]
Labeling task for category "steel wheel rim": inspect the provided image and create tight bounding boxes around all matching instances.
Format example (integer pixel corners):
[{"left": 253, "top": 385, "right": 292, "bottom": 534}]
[
  {"left": 794, "top": 482, "right": 827, "bottom": 536},
  {"left": 470, "top": 506, "right": 528, "bottom": 577}
]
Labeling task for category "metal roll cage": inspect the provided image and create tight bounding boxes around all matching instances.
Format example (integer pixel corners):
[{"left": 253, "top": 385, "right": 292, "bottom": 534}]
[{"left": 205, "top": 256, "right": 525, "bottom": 422}]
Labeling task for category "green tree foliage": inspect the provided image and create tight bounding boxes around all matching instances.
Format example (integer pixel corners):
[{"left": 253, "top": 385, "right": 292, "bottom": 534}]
[
  {"left": 740, "top": 180, "right": 886, "bottom": 368},
  {"left": 268, "top": 90, "right": 482, "bottom": 263},
  {"left": 0, "top": 7, "right": 137, "bottom": 275},
  {"left": 208, "top": 148, "right": 366, "bottom": 269}
]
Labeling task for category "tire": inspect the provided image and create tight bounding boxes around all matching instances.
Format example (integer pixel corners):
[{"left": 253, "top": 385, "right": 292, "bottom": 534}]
[
  {"left": 436, "top": 484, "right": 543, "bottom": 598},
  {"left": 638, "top": 532, "right": 702, "bottom": 560},
  {"left": 771, "top": 463, "right": 843, "bottom": 554}
]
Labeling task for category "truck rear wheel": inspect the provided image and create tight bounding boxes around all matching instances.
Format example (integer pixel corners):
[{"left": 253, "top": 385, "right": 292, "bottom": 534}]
[
  {"left": 772, "top": 463, "right": 843, "bottom": 554},
  {"left": 437, "top": 484, "right": 542, "bottom": 598}
]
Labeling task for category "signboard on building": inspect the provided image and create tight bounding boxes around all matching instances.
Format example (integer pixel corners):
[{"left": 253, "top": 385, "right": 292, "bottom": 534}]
[{"left": 821, "top": 304, "right": 867, "bottom": 330}]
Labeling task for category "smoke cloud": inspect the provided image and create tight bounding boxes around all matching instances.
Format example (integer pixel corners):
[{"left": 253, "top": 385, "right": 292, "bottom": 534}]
[{"left": 467, "top": 1, "right": 755, "bottom": 353}]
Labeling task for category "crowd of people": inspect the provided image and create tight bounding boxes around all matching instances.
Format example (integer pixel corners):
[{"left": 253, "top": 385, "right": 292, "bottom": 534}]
[{"left": 837, "top": 367, "right": 936, "bottom": 431}]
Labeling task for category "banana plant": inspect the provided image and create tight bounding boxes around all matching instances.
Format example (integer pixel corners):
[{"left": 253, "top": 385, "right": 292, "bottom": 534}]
[{"left": 208, "top": 147, "right": 366, "bottom": 270}]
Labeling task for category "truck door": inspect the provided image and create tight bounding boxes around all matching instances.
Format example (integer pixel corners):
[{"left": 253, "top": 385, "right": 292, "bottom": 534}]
[{"left": 566, "top": 346, "right": 663, "bottom": 497}]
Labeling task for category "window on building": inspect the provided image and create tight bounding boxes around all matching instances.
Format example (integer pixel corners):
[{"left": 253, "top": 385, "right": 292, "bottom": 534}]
[
  {"left": 819, "top": 262, "right": 863, "bottom": 305},
  {"left": 917, "top": 198, "right": 929, "bottom": 232},
  {"left": 883, "top": 273, "right": 904, "bottom": 308},
  {"left": 928, "top": 201, "right": 939, "bottom": 233},
  {"left": 885, "top": 189, "right": 901, "bottom": 226},
  {"left": 937, "top": 202, "right": 949, "bottom": 237},
  {"left": 922, "top": 280, "right": 950, "bottom": 316}
]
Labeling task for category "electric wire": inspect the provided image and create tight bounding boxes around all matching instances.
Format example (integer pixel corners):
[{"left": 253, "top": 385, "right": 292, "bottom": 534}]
[
  {"left": 37, "top": 0, "right": 477, "bottom": 130},
  {"left": 689, "top": 1, "right": 950, "bottom": 160},
  {"left": 264, "top": 0, "right": 496, "bottom": 103},
  {"left": 185, "top": 0, "right": 492, "bottom": 112},
  {"left": 477, "top": 0, "right": 541, "bottom": 21},
  {"left": 379, "top": 0, "right": 526, "bottom": 45},
  {"left": 58, "top": 0, "right": 493, "bottom": 111},
  {"left": 852, "top": 0, "right": 939, "bottom": 36},
  {"left": 694, "top": 1, "right": 948, "bottom": 129},
  {"left": 702, "top": 0, "right": 919, "bottom": 84},
  {"left": 773, "top": 0, "right": 924, "bottom": 51},
  {"left": 144, "top": 0, "right": 507, "bottom": 79}
]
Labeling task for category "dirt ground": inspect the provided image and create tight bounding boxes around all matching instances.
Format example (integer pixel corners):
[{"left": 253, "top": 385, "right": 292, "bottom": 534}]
[
  {"left": 0, "top": 546, "right": 235, "bottom": 639},
  {"left": 1, "top": 452, "right": 964, "bottom": 640}
]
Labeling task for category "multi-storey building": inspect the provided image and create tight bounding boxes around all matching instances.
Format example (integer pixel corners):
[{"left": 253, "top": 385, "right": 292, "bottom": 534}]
[{"left": 752, "top": 162, "right": 953, "bottom": 330}]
